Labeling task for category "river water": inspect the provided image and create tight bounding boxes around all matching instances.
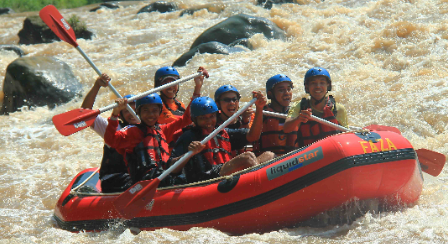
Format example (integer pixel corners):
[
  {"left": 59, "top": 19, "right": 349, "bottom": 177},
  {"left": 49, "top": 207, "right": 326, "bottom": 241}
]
[{"left": 1, "top": 0, "right": 447, "bottom": 243}]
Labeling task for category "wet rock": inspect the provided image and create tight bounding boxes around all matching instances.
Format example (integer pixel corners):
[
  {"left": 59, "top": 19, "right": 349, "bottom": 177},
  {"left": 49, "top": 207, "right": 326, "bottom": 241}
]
[
  {"left": 190, "top": 14, "right": 286, "bottom": 50},
  {"left": 179, "top": 4, "right": 225, "bottom": 17},
  {"left": 0, "top": 45, "right": 25, "bottom": 57},
  {"left": 257, "top": 0, "right": 295, "bottom": 9},
  {"left": 229, "top": 38, "right": 253, "bottom": 50},
  {"left": 173, "top": 41, "right": 245, "bottom": 67},
  {"left": 18, "top": 15, "right": 94, "bottom": 45},
  {"left": 90, "top": 2, "right": 120, "bottom": 12},
  {"left": 137, "top": 1, "right": 178, "bottom": 14},
  {"left": 0, "top": 8, "right": 14, "bottom": 15},
  {"left": 1, "top": 56, "right": 83, "bottom": 115}
]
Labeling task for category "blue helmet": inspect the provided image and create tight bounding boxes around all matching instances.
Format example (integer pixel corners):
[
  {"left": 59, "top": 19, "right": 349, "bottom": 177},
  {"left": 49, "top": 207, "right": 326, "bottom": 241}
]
[
  {"left": 266, "top": 74, "right": 293, "bottom": 99},
  {"left": 136, "top": 93, "right": 163, "bottom": 113},
  {"left": 191, "top": 96, "right": 219, "bottom": 118},
  {"left": 304, "top": 67, "right": 331, "bottom": 93},
  {"left": 154, "top": 66, "right": 180, "bottom": 87},
  {"left": 214, "top": 85, "right": 241, "bottom": 102},
  {"left": 123, "top": 94, "right": 136, "bottom": 103}
]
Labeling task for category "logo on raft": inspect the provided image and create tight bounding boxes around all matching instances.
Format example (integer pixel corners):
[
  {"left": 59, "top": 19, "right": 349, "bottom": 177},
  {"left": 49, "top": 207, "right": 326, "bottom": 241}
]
[{"left": 266, "top": 146, "right": 324, "bottom": 181}]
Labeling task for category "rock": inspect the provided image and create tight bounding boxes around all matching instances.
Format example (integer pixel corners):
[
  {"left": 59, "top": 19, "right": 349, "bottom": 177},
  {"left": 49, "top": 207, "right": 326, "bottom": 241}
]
[
  {"left": 18, "top": 15, "right": 94, "bottom": 45},
  {"left": 1, "top": 56, "right": 83, "bottom": 115},
  {"left": 179, "top": 4, "right": 225, "bottom": 17},
  {"left": 137, "top": 1, "right": 178, "bottom": 14},
  {"left": 173, "top": 41, "right": 245, "bottom": 67},
  {"left": 0, "top": 45, "right": 25, "bottom": 57},
  {"left": 190, "top": 14, "right": 286, "bottom": 50},
  {"left": 229, "top": 38, "right": 253, "bottom": 50},
  {"left": 0, "top": 8, "right": 14, "bottom": 15},
  {"left": 90, "top": 2, "right": 120, "bottom": 12},
  {"left": 257, "top": 0, "right": 295, "bottom": 9}
]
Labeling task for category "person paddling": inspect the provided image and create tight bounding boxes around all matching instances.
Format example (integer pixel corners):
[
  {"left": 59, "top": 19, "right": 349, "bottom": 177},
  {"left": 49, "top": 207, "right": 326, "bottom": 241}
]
[
  {"left": 104, "top": 70, "right": 208, "bottom": 186},
  {"left": 214, "top": 85, "right": 254, "bottom": 129},
  {"left": 155, "top": 66, "right": 204, "bottom": 124},
  {"left": 81, "top": 73, "right": 137, "bottom": 192},
  {"left": 169, "top": 93, "right": 275, "bottom": 183},
  {"left": 253, "top": 74, "right": 297, "bottom": 156},
  {"left": 283, "top": 67, "right": 348, "bottom": 148}
]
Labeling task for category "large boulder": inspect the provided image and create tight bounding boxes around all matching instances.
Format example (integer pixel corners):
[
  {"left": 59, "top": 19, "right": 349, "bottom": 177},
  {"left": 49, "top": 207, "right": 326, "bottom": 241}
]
[
  {"left": 173, "top": 41, "right": 245, "bottom": 67},
  {"left": 18, "top": 15, "right": 93, "bottom": 45},
  {"left": 1, "top": 56, "right": 83, "bottom": 115},
  {"left": 190, "top": 14, "right": 286, "bottom": 50},
  {"left": 137, "top": 1, "right": 178, "bottom": 14}
]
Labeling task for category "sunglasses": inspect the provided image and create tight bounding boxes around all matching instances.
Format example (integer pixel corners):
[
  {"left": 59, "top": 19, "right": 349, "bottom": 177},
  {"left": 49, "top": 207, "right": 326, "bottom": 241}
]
[{"left": 221, "top": 97, "right": 239, "bottom": 103}]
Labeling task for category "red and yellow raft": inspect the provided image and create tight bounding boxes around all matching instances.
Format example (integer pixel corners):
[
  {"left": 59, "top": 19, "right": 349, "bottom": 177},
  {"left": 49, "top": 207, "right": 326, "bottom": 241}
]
[{"left": 54, "top": 130, "right": 423, "bottom": 234}]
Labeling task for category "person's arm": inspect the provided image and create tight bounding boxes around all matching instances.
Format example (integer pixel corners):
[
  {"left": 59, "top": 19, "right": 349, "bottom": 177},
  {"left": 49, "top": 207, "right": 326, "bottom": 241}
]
[
  {"left": 283, "top": 101, "right": 311, "bottom": 133},
  {"left": 168, "top": 140, "right": 205, "bottom": 174},
  {"left": 335, "top": 104, "right": 348, "bottom": 127},
  {"left": 192, "top": 66, "right": 208, "bottom": 97},
  {"left": 81, "top": 73, "right": 110, "bottom": 109},
  {"left": 246, "top": 91, "right": 267, "bottom": 142}
]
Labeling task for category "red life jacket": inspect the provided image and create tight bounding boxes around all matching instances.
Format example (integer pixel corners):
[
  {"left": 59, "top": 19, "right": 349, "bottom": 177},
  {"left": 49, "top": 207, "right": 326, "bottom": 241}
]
[
  {"left": 200, "top": 128, "right": 233, "bottom": 165},
  {"left": 126, "top": 124, "right": 170, "bottom": 183},
  {"left": 253, "top": 105, "right": 296, "bottom": 156},
  {"left": 296, "top": 96, "right": 341, "bottom": 148},
  {"left": 159, "top": 98, "right": 186, "bottom": 124}
]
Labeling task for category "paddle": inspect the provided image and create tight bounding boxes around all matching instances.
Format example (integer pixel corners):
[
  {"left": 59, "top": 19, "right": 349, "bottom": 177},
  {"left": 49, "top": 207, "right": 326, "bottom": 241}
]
[
  {"left": 39, "top": 5, "right": 140, "bottom": 123},
  {"left": 52, "top": 72, "right": 203, "bottom": 136},
  {"left": 113, "top": 97, "right": 259, "bottom": 219},
  {"left": 262, "top": 110, "right": 446, "bottom": 176}
]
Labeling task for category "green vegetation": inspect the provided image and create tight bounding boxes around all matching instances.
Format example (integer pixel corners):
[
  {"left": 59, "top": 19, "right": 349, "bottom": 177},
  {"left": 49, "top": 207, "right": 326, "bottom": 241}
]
[
  {"left": 68, "top": 14, "right": 87, "bottom": 33},
  {"left": 0, "top": 0, "right": 103, "bottom": 13}
]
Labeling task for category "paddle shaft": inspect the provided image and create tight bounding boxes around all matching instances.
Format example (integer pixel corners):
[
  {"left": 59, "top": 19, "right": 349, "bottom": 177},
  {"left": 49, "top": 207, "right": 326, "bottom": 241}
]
[
  {"left": 262, "top": 110, "right": 350, "bottom": 132},
  {"left": 98, "top": 72, "right": 204, "bottom": 114},
  {"left": 158, "top": 97, "right": 258, "bottom": 180}
]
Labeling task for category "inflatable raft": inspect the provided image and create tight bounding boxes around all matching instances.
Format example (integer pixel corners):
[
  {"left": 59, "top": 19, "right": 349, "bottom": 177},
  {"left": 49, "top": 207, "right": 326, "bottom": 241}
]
[{"left": 54, "top": 130, "right": 423, "bottom": 234}]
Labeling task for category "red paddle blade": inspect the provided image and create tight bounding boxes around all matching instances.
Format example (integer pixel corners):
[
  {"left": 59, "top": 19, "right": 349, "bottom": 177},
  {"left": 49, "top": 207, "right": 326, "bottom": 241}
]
[
  {"left": 363, "top": 124, "right": 402, "bottom": 135},
  {"left": 52, "top": 108, "right": 100, "bottom": 136},
  {"left": 416, "top": 149, "right": 446, "bottom": 177},
  {"left": 114, "top": 179, "right": 160, "bottom": 219},
  {"left": 39, "top": 5, "right": 78, "bottom": 47}
]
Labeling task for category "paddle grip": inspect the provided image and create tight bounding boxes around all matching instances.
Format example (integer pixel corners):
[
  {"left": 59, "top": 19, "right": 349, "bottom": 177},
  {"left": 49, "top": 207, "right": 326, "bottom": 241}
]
[
  {"left": 157, "top": 98, "right": 258, "bottom": 180},
  {"left": 75, "top": 46, "right": 141, "bottom": 123}
]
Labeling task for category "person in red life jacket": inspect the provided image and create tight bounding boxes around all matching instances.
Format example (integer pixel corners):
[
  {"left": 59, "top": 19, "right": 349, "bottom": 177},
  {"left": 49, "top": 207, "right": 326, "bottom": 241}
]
[
  {"left": 155, "top": 66, "right": 205, "bottom": 124},
  {"left": 283, "top": 67, "right": 348, "bottom": 148},
  {"left": 253, "top": 74, "right": 297, "bottom": 156},
  {"left": 104, "top": 71, "right": 207, "bottom": 185},
  {"left": 81, "top": 73, "right": 138, "bottom": 192},
  {"left": 169, "top": 94, "right": 275, "bottom": 183},
  {"left": 214, "top": 85, "right": 255, "bottom": 129}
]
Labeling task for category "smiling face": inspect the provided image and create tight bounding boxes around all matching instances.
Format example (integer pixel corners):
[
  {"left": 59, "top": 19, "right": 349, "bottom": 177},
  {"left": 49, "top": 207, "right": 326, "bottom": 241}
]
[
  {"left": 160, "top": 77, "right": 179, "bottom": 99},
  {"left": 270, "top": 81, "right": 293, "bottom": 107},
  {"left": 217, "top": 91, "right": 239, "bottom": 117},
  {"left": 120, "top": 103, "right": 139, "bottom": 124},
  {"left": 306, "top": 76, "right": 329, "bottom": 101},
  {"left": 195, "top": 112, "right": 217, "bottom": 133},
  {"left": 138, "top": 104, "right": 162, "bottom": 126}
]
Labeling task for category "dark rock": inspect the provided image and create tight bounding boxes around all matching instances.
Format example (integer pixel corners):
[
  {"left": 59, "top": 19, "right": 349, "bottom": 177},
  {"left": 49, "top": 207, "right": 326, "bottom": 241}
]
[
  {"left": 173, "top": 41, "right": 245, "bottom": 67},
  {"left": 90, "top": 2, "right": 120, "bottom": 12},
  {"left": 18, "top": 15, "right": 94, "bottom": 45},
  {"left": 229, "top": 38, "right": 253, "bottom": 50},
  {"left": 179, "top": 4, "right": 225, "bottom": 17},
  {"left": 0, "top": 45, "right": 25, "bottom": 57},
  {"left": 1, "top": 56, "right": 83, "bottom": 115},
  {"left": 0, "top": 8, "right": 14, "bottom": 15},
  {"left": 190, "top": 14, "right": 286, "bottom": 50},
  {"left": 257, "top": 0, "right": 295, "bottom": 9},
  {"left": 137, "top": 1, "right": 178, "bottom": 14}
]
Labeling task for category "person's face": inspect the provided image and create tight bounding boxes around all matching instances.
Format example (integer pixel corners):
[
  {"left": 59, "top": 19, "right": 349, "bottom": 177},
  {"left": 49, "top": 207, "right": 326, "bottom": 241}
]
[
  {"left": 160, "top": 77, "right": 179, "bottom": 99},
  {"left": 271, "top": 81, "right": 293, "bottom": 107},
  {"left": 138, "top": 104, "right": 161, "bottom": 126},
  {"left": 218, "top": 92, "right": 239, "bottom": 117},
  {"left": 121, "top": 103, "right": 139, "bottom": 124},
  {"left": 195, "top": 112, "right": 217, "bottom": 132},
  {"left": 306, "top": 76, "right": 329, "bottom": 100}
]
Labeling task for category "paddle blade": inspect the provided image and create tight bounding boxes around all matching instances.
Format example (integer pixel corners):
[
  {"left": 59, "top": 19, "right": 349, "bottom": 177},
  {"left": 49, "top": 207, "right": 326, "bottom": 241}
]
[
  {"left": 39, "top": 5, "right": 78, "bottom": 47},
  {"left": 114, "top": 178, "right": 161, "bottom": 219},
  {"left": 416, "top": 149, "right": 446, "bottom": 177},
  {"left": 363, "top": 124, "right": 402, "bottom": 135},
  {"left": 52, "top": 108, "right": 100, "bottom": 136}
]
